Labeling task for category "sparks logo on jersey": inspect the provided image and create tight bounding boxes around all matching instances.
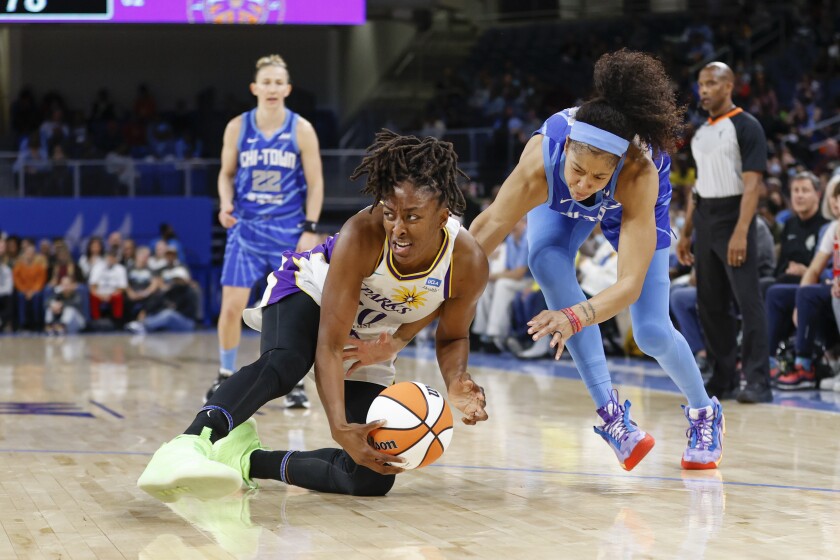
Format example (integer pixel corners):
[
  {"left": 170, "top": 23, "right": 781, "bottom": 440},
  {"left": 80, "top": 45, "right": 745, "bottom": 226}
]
[
  {"left": 425, "top": 277, "right": 442, "bottom": 287},
  {"left": 239, "top": 149, "right": 297, "bottom": 169},
  {"left": 392, "top": 286, "right": 429, "bottom": 310},
  {"left": 361, "top": 286, "right": 411, "bottom": 314}
]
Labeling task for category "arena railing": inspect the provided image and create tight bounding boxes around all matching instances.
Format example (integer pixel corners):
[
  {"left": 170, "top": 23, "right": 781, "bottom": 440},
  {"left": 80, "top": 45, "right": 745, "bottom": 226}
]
[
  {"left": 0, "top": 128, "right": 498, "bottom": 200},
  {"left": 0, "top": 150, "right": 368, "bottom": 201}
]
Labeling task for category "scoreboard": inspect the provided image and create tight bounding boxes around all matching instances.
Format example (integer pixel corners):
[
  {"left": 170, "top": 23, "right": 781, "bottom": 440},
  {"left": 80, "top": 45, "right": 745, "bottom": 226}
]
[{"left": 0, "top": 0, "right": 365, "bottom": 24}]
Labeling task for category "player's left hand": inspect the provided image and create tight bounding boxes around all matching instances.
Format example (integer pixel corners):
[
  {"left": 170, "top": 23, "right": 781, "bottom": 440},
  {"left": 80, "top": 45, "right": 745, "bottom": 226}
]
[
  {"left": 447, "top": 372, "right": 488, "bottom": 425},
  {"left": 343, "top": 333, "right": 401, "bottom": 377},
  {"left": 296, "top": 231, "right": 320, "bottom": 252},
  {"left": 527, "top": 310, "right": 573, "bottom": 360}
]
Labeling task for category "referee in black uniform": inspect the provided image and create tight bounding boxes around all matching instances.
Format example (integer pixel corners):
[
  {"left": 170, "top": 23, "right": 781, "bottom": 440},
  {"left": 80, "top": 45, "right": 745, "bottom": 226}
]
[{"left": 677, "top": 61, "right": 773, "bottom": 404}]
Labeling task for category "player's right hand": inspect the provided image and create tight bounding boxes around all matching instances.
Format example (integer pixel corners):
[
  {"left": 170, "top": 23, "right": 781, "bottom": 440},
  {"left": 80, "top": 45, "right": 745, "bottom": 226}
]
[
  {"left": 343, "top": 333, "right": 400, "bottom": 377},
  {"left": 332, "top": 420, "right": 405, "bottom": 475},
  {"left": 676, "top": 235, "right": 693, "bottom": 266},
  {"left": 218, "top": 204, "right": 237, "bottom": 228}
]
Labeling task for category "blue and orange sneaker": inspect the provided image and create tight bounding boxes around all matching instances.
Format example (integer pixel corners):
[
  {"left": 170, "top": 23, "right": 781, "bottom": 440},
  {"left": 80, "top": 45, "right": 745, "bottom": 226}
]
[
  {"left": 593, "top": 391, "right": 655, "bottom": 471},
  {"left": 775, "top": 364, "right": 816, "bottom": 390},
  {"left": 681, "top": 397, "right": 724, "bottom": 470}
]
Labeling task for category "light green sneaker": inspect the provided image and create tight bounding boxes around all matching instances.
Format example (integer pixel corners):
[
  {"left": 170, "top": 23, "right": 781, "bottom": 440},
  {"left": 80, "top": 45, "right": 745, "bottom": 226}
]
[
  {"left": 137, "top": 427, "right": 243, "bottom": 502},
  {"left": 212, "top": 418, "right": 263, "bottom": 490}
]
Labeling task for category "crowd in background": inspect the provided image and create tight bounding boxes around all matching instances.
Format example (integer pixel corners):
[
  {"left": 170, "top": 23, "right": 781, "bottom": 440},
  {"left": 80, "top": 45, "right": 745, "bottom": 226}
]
[{"left": 0, "top": 223, "right": 201, "bottom": 336}]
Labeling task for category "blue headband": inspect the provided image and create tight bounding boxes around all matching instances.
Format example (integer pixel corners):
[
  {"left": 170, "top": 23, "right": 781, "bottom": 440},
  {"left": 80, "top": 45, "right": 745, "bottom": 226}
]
[{"left": 568, "top": 121, "right": 630, "bottom": 156}]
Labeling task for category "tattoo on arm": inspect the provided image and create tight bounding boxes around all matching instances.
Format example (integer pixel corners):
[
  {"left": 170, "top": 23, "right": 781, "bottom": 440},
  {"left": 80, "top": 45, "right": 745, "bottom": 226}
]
[{"left": 578, "top": 300, "right": 596, "bottom": 326}]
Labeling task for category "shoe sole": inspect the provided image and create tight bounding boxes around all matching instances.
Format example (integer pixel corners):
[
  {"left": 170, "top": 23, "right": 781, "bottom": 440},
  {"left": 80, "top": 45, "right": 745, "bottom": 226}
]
[
  {"left": 774, "top": 381, "right": 816, "bottom": 391},
  {"left": 620, "top": 434, "right": 655, "bottom": 471},
  {"left": 681, "top": 414, "right": 725, "bottom": 470},
  {"left": 138, "top": 465, "right": 242, "bottom": 503}
]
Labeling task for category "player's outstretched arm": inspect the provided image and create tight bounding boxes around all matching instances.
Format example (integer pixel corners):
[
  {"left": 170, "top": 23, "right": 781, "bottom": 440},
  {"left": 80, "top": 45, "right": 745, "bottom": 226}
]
[
  {"left": 314, "top": 212, "right": 405, "bottom": 475},
  {"left": 435, "top": 233, "right": 489, "bottom": 425},
  {"left": 469, "top": 135, "right": 548, "bottom": 256}
]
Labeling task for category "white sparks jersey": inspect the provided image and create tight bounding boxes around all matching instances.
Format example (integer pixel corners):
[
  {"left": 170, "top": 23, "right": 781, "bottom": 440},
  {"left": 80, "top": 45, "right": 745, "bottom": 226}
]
[{"left": 245, "top": 216, "right": 461, "bottom": 386}]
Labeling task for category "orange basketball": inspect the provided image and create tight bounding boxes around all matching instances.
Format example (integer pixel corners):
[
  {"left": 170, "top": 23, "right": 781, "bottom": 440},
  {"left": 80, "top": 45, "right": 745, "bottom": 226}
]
[{"left": 366, "top": 381, "right": 454, "bottom": 469}]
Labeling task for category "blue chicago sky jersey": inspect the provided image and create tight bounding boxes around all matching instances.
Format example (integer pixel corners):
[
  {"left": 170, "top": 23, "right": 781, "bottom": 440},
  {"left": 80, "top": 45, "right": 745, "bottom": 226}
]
[
  {"left": 234, "top": 108, "right": 307, "bottom": 221},
  {"left": 535, "top": 108, "right": 674, "bottom": 250}
]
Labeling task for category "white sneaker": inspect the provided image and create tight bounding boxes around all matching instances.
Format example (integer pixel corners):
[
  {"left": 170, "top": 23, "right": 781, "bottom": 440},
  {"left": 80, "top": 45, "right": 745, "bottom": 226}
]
[
  {"left": 819, "top": 375, "right": 837, "bottom": 391},
  {"left": 516, "top": 336, "right": 551, "bottom": 359},
  {"left": 126, "top": 321, "right": 146, "bottom": 334},
  {"left": 284, "top": 383, "right": 310, "bottom": 409}
]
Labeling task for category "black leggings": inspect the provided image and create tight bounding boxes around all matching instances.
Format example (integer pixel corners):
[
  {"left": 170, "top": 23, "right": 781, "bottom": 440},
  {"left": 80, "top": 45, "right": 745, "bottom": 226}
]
[
  {"left": 213, "top": 291, "right": 319, "bottom": 425},
  {"left": 189, "top": 292, "right": 320, "bottom": 437},
  {"left": 266, "top": 380, "right": 396, "bottom": 497}
]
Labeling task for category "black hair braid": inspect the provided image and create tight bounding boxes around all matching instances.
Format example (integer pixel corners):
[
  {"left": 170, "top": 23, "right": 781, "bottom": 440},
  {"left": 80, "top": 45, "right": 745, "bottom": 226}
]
[
  {"left": 350, "top": 129, "right": 467, "bottom": 216},
  {"left": 575, "top": 49, "right": 685, "bottom": 155}
]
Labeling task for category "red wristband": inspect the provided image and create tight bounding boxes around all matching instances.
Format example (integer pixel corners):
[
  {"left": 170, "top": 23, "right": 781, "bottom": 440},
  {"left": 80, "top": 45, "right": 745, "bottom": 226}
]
[{"left": 560, "top": 307, "right": 582, "bottom": 334}]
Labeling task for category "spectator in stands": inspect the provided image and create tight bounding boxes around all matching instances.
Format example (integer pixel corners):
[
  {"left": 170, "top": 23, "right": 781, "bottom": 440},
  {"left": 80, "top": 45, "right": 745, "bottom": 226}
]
[
  {"left": 38, "top": 239, "right": 54, "bottom": 269},
  {"left": 88, "top": 247, "right": 128, "bottom": 327},
  {"left": 126, "top": 246, "right": 158, "bottom": 320},
  {"left": 13, "top": 238, "right": 48, "bottom": 331},
  {"left": 762, "top": 171, "right": 827, "bottom": 292},
  {"left": 48, "top": 242, "right": 83, "bottom": 286},
  {"left": 471, "top": 216, "right": 530, "bottom": 353},
  {"left": 151, "top": 223, "right": 186, "bottom": 263},
  {"left": 47, "top": 143, "right": 72, "bottom": 196},
  {"left": 134, "top": 84, "right": 157, "bottom": 124},
  {"left": 126, "top": 266, "right": 198, "bottom": 334},
  {"left": 45, "top": 276, "right": 86, "bottom": 335},
  {"left": 686, "top": 31, "right": 715, "bottom": 65},
  {"left": 107, "top": 231, "right": 123, "bottom": 260},
  {"left": 90, "top": 88, "right": 116, "bottom": 123},
  {"left": 78, "top": 236, "right": 104, "bottom": 280},
  {"left": 14, "top": 131, "right": 51, "bottom": 191},
  {"left": 104, "top": 144, "right": 137, "bottom": 192},
  {"left": 0, "top": 235, "right": 13, "bottom": 333},
  {"left": 767, "top": 175, "right": 840, "bottom": 389},
  {"left": 147, "top": 118, "right": 177, "bottom": 160},
  {"left": 39, "top": 107, "right": 68, "bottom": 149},
  {"left": 122, "top": 238, "right": 137, "bottom": 268},
  {"left": 147, "top": 240, "right": 171, "bottom": 275},
  {"left": 4, "top": 235, "right": 20, "bottom": 266}
]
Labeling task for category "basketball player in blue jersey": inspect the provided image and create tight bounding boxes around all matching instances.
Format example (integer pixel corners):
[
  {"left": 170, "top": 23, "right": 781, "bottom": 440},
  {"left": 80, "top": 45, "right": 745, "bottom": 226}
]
[
  {"left": 212, "top": 54, "right": 325, "bottom": 409},
  {"left": 138, "top": 131, "right": 489, "bottom": 500},
  {"left": 471, "top": 50, "right": 724, "bottom": 472}
]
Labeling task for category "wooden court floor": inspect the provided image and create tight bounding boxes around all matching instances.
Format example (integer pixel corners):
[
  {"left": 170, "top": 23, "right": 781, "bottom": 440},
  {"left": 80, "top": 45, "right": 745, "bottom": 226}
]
[{"left": 1, "top": 332, "right": 838, "bottom": 559}]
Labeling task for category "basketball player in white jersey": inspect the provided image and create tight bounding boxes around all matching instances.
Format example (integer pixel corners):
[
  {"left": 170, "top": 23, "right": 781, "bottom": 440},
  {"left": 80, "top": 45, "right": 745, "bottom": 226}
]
[
  {"left": 213, "top": 54, "right": 324, "bottom": 409},
  {"left": 139, "top": 131, "right": 489, "bottom": 500}
]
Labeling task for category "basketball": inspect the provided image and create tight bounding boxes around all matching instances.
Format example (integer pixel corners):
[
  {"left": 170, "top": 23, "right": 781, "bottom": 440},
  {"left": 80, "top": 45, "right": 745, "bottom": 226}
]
[{"left": 366, "top": 381, "right": 454, "bottom": 469}]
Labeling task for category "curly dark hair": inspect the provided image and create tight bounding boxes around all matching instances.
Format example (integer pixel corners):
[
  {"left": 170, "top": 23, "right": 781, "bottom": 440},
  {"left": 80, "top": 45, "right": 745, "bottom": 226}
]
[
  {"left": 574, "top": 49, "right": 685, "bottom": 156},
  {"left": 350, "top": 129, "right": 467, "bottom": 216}
]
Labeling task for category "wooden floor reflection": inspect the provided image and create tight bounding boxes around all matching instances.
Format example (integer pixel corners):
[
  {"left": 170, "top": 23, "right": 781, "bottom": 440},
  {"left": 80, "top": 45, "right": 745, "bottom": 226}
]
[{"left": 1, "top": 332, "right": 838, "bottom": 559}]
